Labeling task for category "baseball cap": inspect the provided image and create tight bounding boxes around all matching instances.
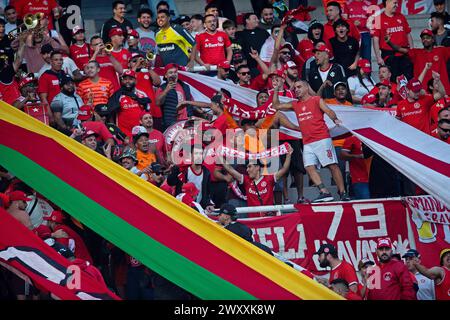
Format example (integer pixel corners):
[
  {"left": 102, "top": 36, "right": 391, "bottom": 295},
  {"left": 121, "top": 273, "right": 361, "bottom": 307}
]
[
  {"left": 376, "top": 79, "right": 392, "bottom": 88},
  {"left": 361, "top": 93, "right": 377, "bottom": 105},
  {"left": 164, "top": 63, "right": 179, "bottom": 74},
  {"left": 128, "top": 29, "right": 139, "bottom": 38},
  {"left": 72, "top": 25, "right": 85, "bottom": 36},
  {"left": 219, "top": 203, "right": 237, "bottom": 216},
  {"left": 314, "top": 243, "right": 337, "bottom": 255},
  {"left": 377, "top": 238, "right": 392, "bottom": 249},
  {"left": 130, "top": 52, "right": 144, "bottom": 60},
  {"left": 8, "top": 190, "right": 32, "bottom": 202},
  {"left": 312, "top": 43, "right": 331, "bottom": 54},
  {"left": 333, "top": 81, "right": 347, "bottom": 91},
  {"left": 285, "top": 60, "right": 297, "bottom": 69},
  {"left": 59, "top": 74, "right": 74, "bottom": 87},
  {"left": 406, "top": 78, "right": 423, "bottom": 93},
  {"left": 269, "top": 69, "right": 286, "bottom": 79},
  {"left": 94, "top": 104, "right": 110, "bottom": 116},
  {"left": 81, "top": 130, "right": 98, "bottom": 140},
  {"left": 132, "top": 125, "right": 149, "bottom": 144},
  {"left": 402, "top": 249, "right": 420, "bottom": 259},
  {"left": 217, "top": 61, "right": 231, "bottom": 69},
  {"left": 176, "top": 15, "right": 191, "bottom": 24},
  {"left": 121, "top": 69, "right": 136, "bottom": 78},
  {"left": 34, "top": 225, "right": 52, "bottom": 239},
  {"left": 43, "top": 210, "right": 65, "bottom": 224},
  {"left": 40, "top": 43, "right": 54, "bottom": 54},
  {"left": 440, "top": 248, "right": 450, "bottom": 266},
  {"left": 19, "top": 76, "right": 37, "bottom": 88},
  {"left": 150, "top": 162, "right": 163, "bottom": 173},
  {"left": 420, "top": 29, "right": 434, "bottom": 38},
  {"left": 119, "top": 149, "right": 137, "bottom": 162},
  {"left": 182, "top": 182, "right": 199, "bottom": 196},
  {"left": 280, "top": 43, "right": 294, "bottom": 52},
  {"left": 109, "top": 27, "right": 124, "bottom": 38},
  {"left": 357, "top": 59, "right": 371, "bottom": 73},
  {"left": 358, "top": 258, "right": 375, "bottom": 271},
  {"left": 77, "top": 105, "right": 93, "bottom": 121}
]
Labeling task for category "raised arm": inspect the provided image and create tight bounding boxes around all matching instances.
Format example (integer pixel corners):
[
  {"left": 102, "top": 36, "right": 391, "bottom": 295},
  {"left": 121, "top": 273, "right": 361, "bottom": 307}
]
[
  {"left": 221, "top": 161, "right": 243, "bottom": 183},
  {"left": 275, "top": 144, "right": 293, "bottom": 181},
  {"left": 418, "top": 62, "right": 432, "bottom": 84},
  {"left": 319, "top": 98, "right": 340, "bottom": 125},
  {"left": 249, "top": 47, "right": 270, "bottom": 78},
  {"left": 272, "top": 88, "right": 294, "bottom": 110},
  {"left": 431, "top": 71, "right": 446, "bottom": 101},
  {"left": 413, "top": 262, "right": 444, "bottom": 282}
]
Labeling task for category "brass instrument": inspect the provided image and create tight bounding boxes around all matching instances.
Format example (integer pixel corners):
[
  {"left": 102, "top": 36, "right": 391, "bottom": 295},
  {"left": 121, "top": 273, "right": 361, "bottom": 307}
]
[
  {"left": 7, "top": 12, "right": 44, "bottom": 40},
  {"left": 146, "top": 50, "right": 155, "bottom": 61},
  {"left": 105, "top": 43, "right": 114, "bottom": 52}
]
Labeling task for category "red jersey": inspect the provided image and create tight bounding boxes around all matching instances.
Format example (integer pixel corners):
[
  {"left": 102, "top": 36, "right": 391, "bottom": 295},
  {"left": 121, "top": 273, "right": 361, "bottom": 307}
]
[
  {"left": 135, "top": 71, "right": 162, "bottom": 118},
  {"left": 37, "top": 70, "right": 63, "bottom": 104},
  {"left": 342, "top": 136, "right": 369, "bottom": 183},
  {"left": 371, "top": 12, "right": 411, "bottom": 51},
  {"left": 324, "top": 18, "right": 361, "bottom": 42},
  {"left": 431, "top": 130, "right": 450, "bottom": 144},
  {"left": 430, "top": 97, "right": 449, "bottom": 131},
  {"left": 239, "top": 74, "right": 267, "bottom": 91},
  {"left": 148, "top": 129, "right": 166, "bottom": 159},
  {"left": 69, "top": 43, "right": 91, "bottom": 70},
  {"left": 95, "top": 55, "right": 120, "bottom": 91},
  {"left": 408, "top": 47, "right": 450, "bottom": 94},
  {"left": 297, "top": 38, "right": 315, "bottom": 60},
  {"left": 367, "top": 260, "right": 417, "bottom": 300},
  {"left": 15, "top": 0, "right": 58, "bottom": 30},
  {"left": 111, "top": 48, "right": 132, "bottom": 70},
  {"left": 54, "top": 225, "right": 93, "bottom": 263},
  {"left": 330, "top": 260, "right": 359, "bottom": 288},
  {"left": 293, "top": 96, "right": 330, "bottom": 145},
  {"left": 0, "top": 80, "right": 21, "bottom": 105},
  {"left": 397, "top": 94, "right": 435, "bottom": 134},
  {"left": 82, "top": 120, "right": 114, "bottom": 142},
  {"left": 347, "top": 0, "right": 374, "bottom": 33},
  {"left": 195, "top": 31, "right": 231, "bottom": 65},
  {"left": 346, "top": 290, "right": 363, "bottom": 300},
  {"left": 435, "top": 267, "right": 450, "bottom": 300},
  {"left": 242, "top": 175, "right": 275, "bottom": 216},
  {"left": 117, "top": 89, "right": 148, "bottom": 137}
]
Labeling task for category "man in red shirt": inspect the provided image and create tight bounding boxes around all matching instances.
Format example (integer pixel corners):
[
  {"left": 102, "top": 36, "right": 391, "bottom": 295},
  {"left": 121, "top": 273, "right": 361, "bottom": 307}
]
[
  {"left": 341, "top": 135, "right": 370, "bottom": 199},
  {"left": 323, "top": 1, "right": 360, "bottom": 43},
  {"left": 371, "top": 0, "right": 413, "bottom": 80},
  {"left": 397, "top": 74, "right": 446, "bottom": 135},
  {"left": 235, "top": 63, "right": 269, "bottom": 91},
  {"left": 386, "top": 29, "right": 450, "bottom": 94},
  {"left": 37, "top": 51, "right": 66, "bottom": 122},
  {"left": 89, "top": 35, "right": 123, "bottom": 91},
  {"left": 221, "top": 146, "right": 293, "bottom": 217},
  {"left": 347, "top": 0, "right": 376, "bottom": 60},
  {"left": 192, "top": 14, "right": 232, "bottom": 70},
  {"left": 273, "top": 80, "right": 350, "bottom": 202},
  {"left": 139, "top": 111, "right": 167, "bottom": 164},
  {"left": 315, "top": 243, "right": 359, "bottom": 294},
  {"left": 109, "top": 27, "right": 131, "bottom": 70},
  {"left": 367, "top": 238, "right": 417, "bottom": 300},
  {"left": 13, "top": 0, "right": 61, "bottom": 31},
  {"left": 431, "top": 119, "right": 450, "bottom": 143},
  {"left": 76, "top": 105, "right": 115, "bottom": 147},
  {"left": 69, "top": 26, "right": 90, "bottom": 71},
  {"left": 413, "top": 248, "right": 450, "bottom": 300}
]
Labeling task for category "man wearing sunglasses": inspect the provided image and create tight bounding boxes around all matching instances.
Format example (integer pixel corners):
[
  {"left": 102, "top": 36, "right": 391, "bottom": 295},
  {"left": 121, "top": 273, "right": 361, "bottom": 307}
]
[{"left": 432, "top": 119, "right": 450, "bottom": 144}]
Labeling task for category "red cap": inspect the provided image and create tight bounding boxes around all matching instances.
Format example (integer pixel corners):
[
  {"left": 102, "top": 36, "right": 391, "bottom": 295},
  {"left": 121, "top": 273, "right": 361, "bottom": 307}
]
[
  {"left": 72, "top": 25, "right": 85, "bottom": 36},
  {"left": 376, "top": 79, "right": 392, "bottom": 88},
  {"left": 182, "top": 182, "right": 199, "bottom": 197},
  {"left": 109, "top": 27, "right": 124, "bottom": 37},
  {"left": 43, "top": 210, "right": 65, "bottom": 224},
  {"left": 121, "top": 69, "right": 136, "bottom": 78},
  {"left": 34, "top": 225, "right": 52, "bottom": 239},
  {"left": 377, "top": 238, "right": 392, "bottom": 249},
  {"left": 8, "top": 191, "right": 31, "bottom": 202},
  {"left": 312, "top": 43, "right": 331, "bottom": 54},
  {"left": 420, "top": 29, "right": 433, "bottom": 38},
  {"left": 19, "top": 76, "right": 37, "bottom": 88},
  {"left": 357, "top": 59, "right": 371, "bottom": 73},
  {"left": 130, "top": 52, "right": 144, "bottom": 60},
  {"left": 406, "top": 78, "right": 423, "bottom": 93},
  {"left": 284, "top": 60, "right": 297, "bottom": 69},
  {"left": 217, "top": 61, "right": 231, "bottom": 69},
  {"left": 128, "top": 29, "right": 139, "bottom": 38},
  {"left": 140, "top": 111, "right": 152, "bottom": 119},
  {"left": 81, "top": 130, "right": 98, "bottom": 140},
  {"left": 269, "top": 69, "right": 286, "bottom": 78},
  {"left": 77, "top": 105, "right": 93, "bottom": 121},
  {"left": 164, "top": 63, "right": 179, "bottom": 74},
  {"left": 361, "top": 93, "right": 377, "bottom": 105}
]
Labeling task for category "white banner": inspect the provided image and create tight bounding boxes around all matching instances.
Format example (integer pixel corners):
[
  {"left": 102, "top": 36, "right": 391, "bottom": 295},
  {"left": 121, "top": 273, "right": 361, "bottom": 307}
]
[{"left": 404, "top": 195, "right": 450, "bottom": 225}]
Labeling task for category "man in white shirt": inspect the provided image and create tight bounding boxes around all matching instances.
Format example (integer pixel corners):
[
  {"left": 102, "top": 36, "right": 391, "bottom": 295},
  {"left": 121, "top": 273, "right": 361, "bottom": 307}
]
[
  {"left": 37, "top": 45, "right": 83, "bottom": 80},
  {"left": 403, "top": 249, "right": 436, "bottom": 300}
]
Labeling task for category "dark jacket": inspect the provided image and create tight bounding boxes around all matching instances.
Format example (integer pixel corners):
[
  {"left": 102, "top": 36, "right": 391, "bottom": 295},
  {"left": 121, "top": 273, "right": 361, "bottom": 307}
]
[
  {"left": 167, "top": 165, "right": 214, "bottom": 208},
  {"left": 308, "top": 62, "right": 351, "bottom": 100},
  {"left": 100, "top": 17, "right": 134, "bottom": 43},
  {"left": 159, "top": 80, "right": 193, "bottom": 130}
]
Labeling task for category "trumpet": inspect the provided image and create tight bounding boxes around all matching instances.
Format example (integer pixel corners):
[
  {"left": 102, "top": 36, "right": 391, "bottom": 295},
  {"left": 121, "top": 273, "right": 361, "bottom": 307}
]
[
  {"left": 146, "top": 50, "right": 155, "bottom": 61},
  {"left": 7, "top": 12, "right": 44, "bottom": 40},
  {"left": 105, "top": 43, "right": 114, "bottom": 52}
]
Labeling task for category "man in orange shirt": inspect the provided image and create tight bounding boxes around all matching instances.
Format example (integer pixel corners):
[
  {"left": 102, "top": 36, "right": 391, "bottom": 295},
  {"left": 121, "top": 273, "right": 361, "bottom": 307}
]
[
  {"left": 77, "top": 60, "right": 115, "bottom": 107},
  {"left": 131, "top": 125, "right": 157, "bottom": 172}
]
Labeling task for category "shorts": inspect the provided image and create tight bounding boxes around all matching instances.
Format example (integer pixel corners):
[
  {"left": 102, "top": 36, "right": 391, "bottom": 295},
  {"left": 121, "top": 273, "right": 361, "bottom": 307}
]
[
  {"left": 280, "top": 140, "right": 306, "bottom": 175},
  {"left": 303, "top": 138, "right": 338, "bottom": 168}
]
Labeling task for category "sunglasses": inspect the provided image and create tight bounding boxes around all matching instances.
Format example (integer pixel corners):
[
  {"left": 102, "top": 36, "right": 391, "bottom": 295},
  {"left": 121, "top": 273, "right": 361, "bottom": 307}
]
[
  {"left": 280, "top": 51, "right": 291, "bottom": 55},
  {"left": 438, "top": 127, "right": 450, "bottom": 133},
  {"left": 239, "top": 72, "right": 250, "bottom": 76}
]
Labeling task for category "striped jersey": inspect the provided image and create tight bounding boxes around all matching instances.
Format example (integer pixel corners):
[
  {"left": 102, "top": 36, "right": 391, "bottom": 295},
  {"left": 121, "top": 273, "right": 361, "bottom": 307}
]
[
  {"left": 155, "top": 25, "right": 195, "bottom": 66},
  {"left": 77, "top": 77, "right": 115, "bottom": 107}
]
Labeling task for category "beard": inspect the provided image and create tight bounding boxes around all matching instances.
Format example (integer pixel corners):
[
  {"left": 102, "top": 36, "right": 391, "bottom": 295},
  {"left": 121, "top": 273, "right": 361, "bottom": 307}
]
[
  {"left": 62, "top": 88, "right": 75, "bottom": 96},
  {"left": 319, "top": 259, "right": 329, "bottom": 268},
  {"left": 379, "top": 253, "right": 391, "bottom": 263},
  {"left": 123, "top": 83, "right": 135, "bottom": 91}
]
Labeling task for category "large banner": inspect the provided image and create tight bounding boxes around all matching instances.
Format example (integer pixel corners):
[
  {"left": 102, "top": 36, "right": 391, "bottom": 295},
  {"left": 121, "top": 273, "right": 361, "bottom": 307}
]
[
  {"left": 405, "top": 196, "right": 450, "bottom": 267},
  {"left": 241, "top": 197, "right": 448, "bottom": 274}
]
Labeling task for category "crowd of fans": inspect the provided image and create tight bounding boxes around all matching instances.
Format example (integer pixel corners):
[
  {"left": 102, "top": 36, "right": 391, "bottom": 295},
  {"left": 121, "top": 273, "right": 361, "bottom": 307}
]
[{"left": 0, "top": 0, "right": 449, "bottom": 300}]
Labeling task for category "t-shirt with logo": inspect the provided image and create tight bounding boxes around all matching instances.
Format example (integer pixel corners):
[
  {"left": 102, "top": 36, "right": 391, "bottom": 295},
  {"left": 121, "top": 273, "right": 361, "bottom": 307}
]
[
  {"left": 187, "top": 166, "right": 204, "bottom": 204},
  {"left": 136, "top": 28, "right": 157, "bottom": 54},
  {"left": 135, "top": 70, "right": 161, "bottom": 118},
  {"left": 14, "top": 0, "right": 59, "bottom": 30},
  {"left": 397, "top": 95, "right": 435, "bottom": 134},
  {"left": 408, "top": 47, "right": 450, "bottom": 95},
  {"left": 111, "top": 48, "right": 132, "bottom": 70},
  {"left": 293, "top": 96, "right": 330, "bottom": 145},
  {"left": 94, "top": 55, "right": 120, "bottom": 91},
  {"left": 347, "top": 0, "right": 375, "bottom": 33},
  {"left": 195, "top": 30, "right": 231, "bottom": 66},
  {"left": 0, "top": 66, "right": 21, "bottom": 105},
  {"left": 117, "top": 89, "right": 148, "bottom": 137},
  {"left": 70, "top": 43, "right": 91, "bottom": 71},
  {"left": 155, "top": 25, "right": 195, "bottom": 66},
  {"left": 77, "top": 77, "right": 115, "bottom": 107},
  {"left": 148, "top": 129, "right": 166, "bottom": 159},
  {"left": 371, "top": 12, "right": 411, "bottom": 52},
  {"left": 241, "top": 175, "right": 275, "bottom": 214},
  {"left": 342, "top": 136, "right": 369, "bottom": 184},
  {"left": 430, "top": 97, "right": 449, "bottom": 131},
  {"left": 37, "top": 70, "right": 65, "bottom": 105},
  {"left": 330, "top": 260, "right": 359, "bottom": 288}
]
